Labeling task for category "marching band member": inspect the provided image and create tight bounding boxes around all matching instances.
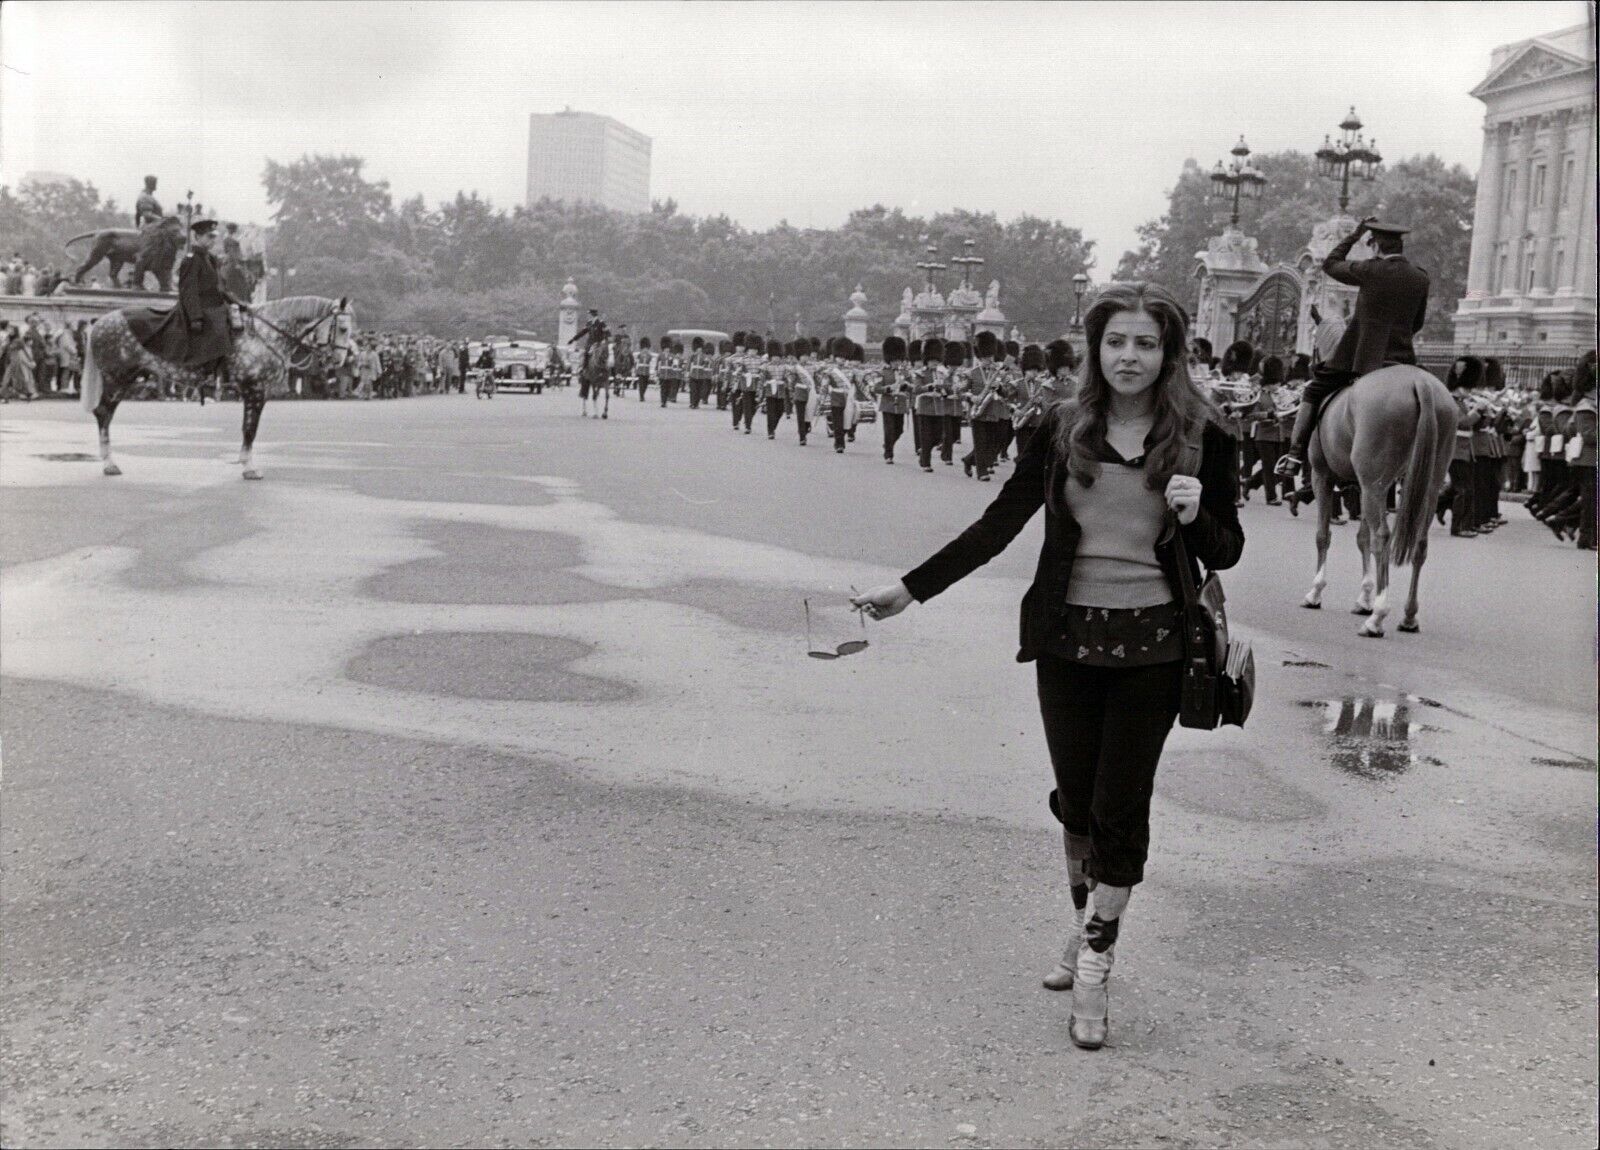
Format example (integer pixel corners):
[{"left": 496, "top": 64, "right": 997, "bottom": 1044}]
[
  {"left": 876, "top": 336, "right": 911, "bottom": 464},
  {"left": 789, "top": 350, "right": 816, "bottom": 446},
  {"left": 824, "top": 337, "right": 854, "bottom": 453},
  {"left": 1246, "top": 356, "right": 1288, "bottom": 505},
  {"left": 940, "top": 340, "right": 966, "bottom": 466},
  {"left": 635, "top": 337, "right": 652, "bottom": 401},
  {"left": 913, "top": 338, "right": 945, "bottom": 472},
  {"left": 764, "top": 344, "right": 790, "bottom": 438}
]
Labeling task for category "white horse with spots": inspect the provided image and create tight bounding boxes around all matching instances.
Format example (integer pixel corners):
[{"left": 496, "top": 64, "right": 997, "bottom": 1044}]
[{"left": 79, "top": 296, "right": 355, "bottom": 479}]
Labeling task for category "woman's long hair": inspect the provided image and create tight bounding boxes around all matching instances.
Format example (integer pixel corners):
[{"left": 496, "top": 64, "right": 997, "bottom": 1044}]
[{"left": 1051, "top": 281, "right": 1218, "bottom": 491}]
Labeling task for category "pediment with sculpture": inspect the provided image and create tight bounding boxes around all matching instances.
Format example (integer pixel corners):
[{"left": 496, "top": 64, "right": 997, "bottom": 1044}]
[{"left": 1471, "top": 42, "right": 1591, "bottom": 98}]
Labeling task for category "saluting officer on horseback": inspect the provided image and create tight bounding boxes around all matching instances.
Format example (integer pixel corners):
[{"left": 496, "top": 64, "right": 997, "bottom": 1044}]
[{"left": 1276, "top": 217, "right": 1430, "bottom": 504}]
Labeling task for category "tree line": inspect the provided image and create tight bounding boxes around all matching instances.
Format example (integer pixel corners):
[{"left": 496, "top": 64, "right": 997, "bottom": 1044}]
[{"left": 2, "top": 149, "right": 1472, "bottom": 340}]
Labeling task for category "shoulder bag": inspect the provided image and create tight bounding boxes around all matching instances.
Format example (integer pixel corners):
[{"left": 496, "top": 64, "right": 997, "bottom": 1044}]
[{"left": 1171, "top": 515, "right": 1254, "bottom": 730}]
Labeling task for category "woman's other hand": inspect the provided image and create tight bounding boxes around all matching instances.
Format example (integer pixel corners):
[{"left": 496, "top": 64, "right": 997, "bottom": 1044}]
[
  {"left": 851, "top": 581, "right": 914, "bottom": 620},
  {"left": 1165, "top": 474, "right": 1202, "bottom": 525}
]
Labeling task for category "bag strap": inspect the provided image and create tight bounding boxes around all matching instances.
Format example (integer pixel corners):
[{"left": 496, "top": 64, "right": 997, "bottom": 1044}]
[{"left": 1169, "top": 510, "right": 1200, "bottom": 609}]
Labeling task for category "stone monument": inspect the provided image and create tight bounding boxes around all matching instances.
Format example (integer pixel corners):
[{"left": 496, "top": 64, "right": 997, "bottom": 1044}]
[
  {"left": 843, "top": 284, "right": 869, "bottom": 347},
  {"left": 975, "top": 280, "right": 1008, "bottom": 338},
  {"left": 557, "top": 278, "right": 580, "bottom": 350},
  {"left": 1193, "top": 225, "right": 1269, "bottom": 352}
]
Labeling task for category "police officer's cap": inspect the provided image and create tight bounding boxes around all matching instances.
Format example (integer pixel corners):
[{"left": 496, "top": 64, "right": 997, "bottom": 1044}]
[
  {"left": 190, "top": 217, "right": 219, "bottom": 235},
  {"left": 1365, "top": 219, "right": 1410, "bottom": 237}
]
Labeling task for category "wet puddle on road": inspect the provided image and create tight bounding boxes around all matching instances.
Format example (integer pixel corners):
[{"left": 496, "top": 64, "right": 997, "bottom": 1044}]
[
  {"left": 31, "top": 453, "right": 101, "bottom": 462},
  {"left": 1297, "top": 697, "right": 1443, "bottom": 779}
]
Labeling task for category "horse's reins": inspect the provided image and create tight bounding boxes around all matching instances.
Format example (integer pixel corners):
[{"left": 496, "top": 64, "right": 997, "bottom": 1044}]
[{"left": 246, "top": 306, "right": 346, "bottom": 370}]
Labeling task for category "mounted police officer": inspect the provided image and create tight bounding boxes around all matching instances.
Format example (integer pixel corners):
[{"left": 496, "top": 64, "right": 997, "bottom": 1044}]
[
  {"left": 1277, "top": 217, "right": 1429, "bottom": 500},
  {"left": 125, "top": 217, "right": 235, "bottom": 390}
]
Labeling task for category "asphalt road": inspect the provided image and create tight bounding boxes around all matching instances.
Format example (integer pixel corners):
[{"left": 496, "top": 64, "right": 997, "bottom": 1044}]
[{"left": 3, "top": 392, "right": 1595, "bottom": 1149}]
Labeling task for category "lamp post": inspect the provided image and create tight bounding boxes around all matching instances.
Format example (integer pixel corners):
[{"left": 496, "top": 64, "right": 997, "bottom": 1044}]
[
  {"left": 1071, "top": 271, "right": 1089, "bottom": 331},
  {"left": 1314, "top": 107, "right": 1382, "bottom": 212},
  {"left": 950, "top": 238, "right": 983, "bottom": 292},
  {"left": 1208, "top": 135, "right": 1267, "bottom": 227}
]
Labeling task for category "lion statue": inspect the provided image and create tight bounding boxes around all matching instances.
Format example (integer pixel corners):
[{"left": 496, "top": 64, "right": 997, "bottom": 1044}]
[{"left": 65, "top": 215, "right": 186, "bottom": 292}]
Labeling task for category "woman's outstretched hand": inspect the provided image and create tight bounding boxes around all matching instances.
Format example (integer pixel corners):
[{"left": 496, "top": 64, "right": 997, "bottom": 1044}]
[{"left": 851, "top": 581, "right": 914, "bottom": 620}]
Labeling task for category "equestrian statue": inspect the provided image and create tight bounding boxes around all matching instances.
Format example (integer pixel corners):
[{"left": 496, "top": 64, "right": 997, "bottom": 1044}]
[
  {"left": 1276, "top": 217, "right": 1457, "bottom": 637},
  {"left": 79, "top": 216, "right": 355, "bottom": 480}
]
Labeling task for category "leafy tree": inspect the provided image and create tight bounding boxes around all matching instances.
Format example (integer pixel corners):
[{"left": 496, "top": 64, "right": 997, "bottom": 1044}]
[
  {"left": 0, "top": 178, "right": 126, "bottom": 271},
  {"left": 1116, "top": 151, "right": 1473, "bottom": 337}
]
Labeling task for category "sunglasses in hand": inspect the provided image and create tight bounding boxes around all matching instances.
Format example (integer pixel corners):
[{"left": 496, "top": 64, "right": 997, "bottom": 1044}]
[{"left": 803, "top": 597, "right": 869, "bottom": 660}]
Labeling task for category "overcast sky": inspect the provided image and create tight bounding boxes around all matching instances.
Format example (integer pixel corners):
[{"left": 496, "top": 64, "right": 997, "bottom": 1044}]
[{"left": 1, "top": 1, "right": 1589, "bottom": 268}]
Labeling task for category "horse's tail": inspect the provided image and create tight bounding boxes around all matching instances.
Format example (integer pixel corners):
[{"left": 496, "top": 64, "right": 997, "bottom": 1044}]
[
  {"left": 63, "top": 231, "right": 98, "bottom": 250},
  {"left": 79, "top": 323, "right": 103, "bottom": 414},
  {"left": 1391, "top": 371, "right": 1438, "bottom": 566}
]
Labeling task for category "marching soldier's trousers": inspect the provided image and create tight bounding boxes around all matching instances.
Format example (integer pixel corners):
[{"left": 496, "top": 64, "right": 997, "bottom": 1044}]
[{"left": 881, "top": 412, "right": 905, "bottom": 461}]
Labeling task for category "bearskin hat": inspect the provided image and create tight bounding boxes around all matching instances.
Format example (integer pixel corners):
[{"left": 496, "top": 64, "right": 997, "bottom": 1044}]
[
  {"left": 907, "top": 339, "right": 923, "bottom": 363},
  {"left": 1221, "top": 340, "right": 1254, "bottom": 377},
  {"left": 719, "top": 340, "right": 733, "bottom": 355},
  {"left": 922, "top": 337, "right": 944, "bottom": 365},
  {"left": 732, "top": 331, "right": 746, "bottom": 351},
  {"left": 1021, "top": 344, "right": 1045, "bottom": 373},
  {"left": 943, "top": 341, "right": 965, "bottom": 368},
  {"left": 882, "top": 336, "right": 907, "bottom": 364},
  {"left": 692, "top": 336, "right": 705, "bottom": 352},
  {"left": 1045, "top": 339, "right": 1074, "bottom": 376},
  {"left": 809, "top": 336, "right": 822, "bottom": 355},
  {"left": 638, "top": 336, "right": 651, "bottom": 350},
  {"left": 766, "top": 338, "right": 783, "bottom": 358},
  {"left": 974, "top": 330, "right": 997, "bottom": 359},
  {"left": 1004, "top": 339, "right": 1020, "bottom": 361}
]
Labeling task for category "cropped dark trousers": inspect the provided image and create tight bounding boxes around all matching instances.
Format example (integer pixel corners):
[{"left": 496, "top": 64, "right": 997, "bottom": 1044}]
[{"left": 1035, "top": 652, "right": 1182, "bottom": 888}]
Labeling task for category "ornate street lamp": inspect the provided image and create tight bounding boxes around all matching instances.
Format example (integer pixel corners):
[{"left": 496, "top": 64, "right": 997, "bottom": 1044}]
[
  {"left": 951, "top": 238, "right": 984, "bottom": 291},
  {"left": 915, "top": 244, "right": 946, "bottom": 293},
  {"left": 1314, "top": 107, "right": 1382, "bottom": 212},
  {"left": 1208, "top": 135, "right": 1267, "bottom": 228},
  {"left": 1071, "top": 271, "right": 1090, "bottom": 331}
]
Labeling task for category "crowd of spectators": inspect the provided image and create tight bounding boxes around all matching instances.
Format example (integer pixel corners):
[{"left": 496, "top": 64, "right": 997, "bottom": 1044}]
[
  {"left": 3, "top": 254, "right": 70, "bottom": 297},
  {"left": 0, "top": 313, "right": 86, "bottom": 402}
]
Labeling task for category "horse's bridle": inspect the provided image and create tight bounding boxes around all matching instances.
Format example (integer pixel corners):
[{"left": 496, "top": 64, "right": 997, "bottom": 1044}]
[{"left": 251, "top": 302, "right": 354, "bottom": 373}]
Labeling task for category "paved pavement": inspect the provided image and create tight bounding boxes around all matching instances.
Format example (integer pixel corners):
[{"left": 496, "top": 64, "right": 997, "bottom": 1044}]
[{"left": 3, "top": 392, "right": 1595, "bottom": 1148}]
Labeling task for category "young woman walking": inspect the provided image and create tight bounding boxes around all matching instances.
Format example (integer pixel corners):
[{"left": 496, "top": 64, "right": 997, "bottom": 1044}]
[{"left": 853, "top": 282, "right": 1244, "bottom": 1050}]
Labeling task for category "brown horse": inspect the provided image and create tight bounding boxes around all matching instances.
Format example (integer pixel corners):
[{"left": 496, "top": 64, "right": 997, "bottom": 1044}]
[
  {"left": 1300, "top": 364, "right": 1458, "bottom": 636},
  {"left": 79, "top": 295, "right": 355, "bottom": 479}
]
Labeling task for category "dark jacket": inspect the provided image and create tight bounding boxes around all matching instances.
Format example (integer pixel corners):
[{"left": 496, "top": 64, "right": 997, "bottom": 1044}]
[
  {"left": 1322, "top": 233, "right": 1429, "bottom": 376},
  {"left": 901, "top": 403, "right": 1244, "bottom": 663},
  {"left": 125, "top": 247, "right": 233, "bottom": 368}
]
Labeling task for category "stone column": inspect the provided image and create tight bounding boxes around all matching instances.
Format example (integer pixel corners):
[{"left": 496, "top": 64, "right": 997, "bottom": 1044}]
[
  {"left": 1464, "top": 119, "right": 1505, "bottom": 297},
  {"left": 1512, "top": 116, "right": 1536, "bottom": 295},
  {"left": 1565, "top": 102, "right": 1595, "bottom": 295},
  {"left": 843, "top": 284, "right": 869, "bottom": 347},
  {"left": 1533, "top": 112, "right": 1567, "bottom": 292}
]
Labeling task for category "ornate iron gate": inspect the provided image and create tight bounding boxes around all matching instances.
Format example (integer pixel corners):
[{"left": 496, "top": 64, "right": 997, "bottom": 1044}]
[{"left": 1234, "top": 270, "right": 1302, "bottom": 358}]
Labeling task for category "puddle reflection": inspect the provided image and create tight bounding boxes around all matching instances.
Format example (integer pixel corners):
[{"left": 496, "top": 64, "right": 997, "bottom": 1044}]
[{"left": 1298, "top": 698, "right": 1440, "bottom": 779}]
